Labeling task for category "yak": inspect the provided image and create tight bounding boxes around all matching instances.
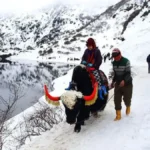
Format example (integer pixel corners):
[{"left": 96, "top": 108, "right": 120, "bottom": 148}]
[{"left": 44, "top": 64, "right": 109, "bottom": 132}]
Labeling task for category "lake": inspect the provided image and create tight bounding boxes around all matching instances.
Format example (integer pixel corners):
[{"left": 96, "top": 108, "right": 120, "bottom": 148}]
[{"left": 0, "top": 60, "right": 75, "bottom": 118}]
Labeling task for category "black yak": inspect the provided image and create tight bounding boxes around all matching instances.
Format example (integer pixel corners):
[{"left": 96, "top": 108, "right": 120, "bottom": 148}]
[{"left": 44, "top": 64, "right": 109, "bottom": 132}]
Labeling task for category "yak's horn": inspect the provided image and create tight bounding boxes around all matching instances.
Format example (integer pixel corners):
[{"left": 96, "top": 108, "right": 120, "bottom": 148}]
[
  {"left": 83, "top": 82, "right": 98, "bottom": 106},
  {"left": 44, "top": 85, "right": 60, "bottom": 106}
]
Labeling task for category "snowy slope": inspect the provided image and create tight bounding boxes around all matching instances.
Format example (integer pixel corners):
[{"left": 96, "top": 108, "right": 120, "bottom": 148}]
[
  {"left": 18, "top": 1, "right": 150, "bottom": 150},
  {"left": 0, "top": 61, "right": 73, "bottom": 117},
  {"left": 1, "top": 0, "right": 149, "bottom": 63},
  {"left": 1, "top": 0, "right": 150, "bottom": 150},
  {"left": 20, "top": 66, "right": 150, "bottom": 150},
  {"left": 0, "top": 3, "right": 107, "bottom": 60}
]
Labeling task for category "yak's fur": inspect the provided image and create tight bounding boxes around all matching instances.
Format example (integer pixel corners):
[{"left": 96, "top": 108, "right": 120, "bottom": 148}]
[{"left": 63, "top": 65, "right": 109, "bottom": 132}]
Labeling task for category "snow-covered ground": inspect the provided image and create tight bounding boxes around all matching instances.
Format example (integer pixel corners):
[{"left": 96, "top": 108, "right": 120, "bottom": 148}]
[
  {"left": 1, "top": 0, "right": 150, "bottom": 150},
  {"left": 19, "top": 65, "right": 150, "bottom": 150},
  {"left": 18, "top": 1, "right": 150, "bottom": 149}
]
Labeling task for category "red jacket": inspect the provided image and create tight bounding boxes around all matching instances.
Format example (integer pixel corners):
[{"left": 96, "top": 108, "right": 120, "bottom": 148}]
[{"left": 82, "top": 48, "right": 102, "bottom": 70}]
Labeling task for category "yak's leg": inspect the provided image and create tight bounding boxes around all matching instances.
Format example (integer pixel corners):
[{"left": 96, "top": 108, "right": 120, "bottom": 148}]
[
  {"left": 84, "top": 106, "right": 90, "bottom": 120},
  {"left": 74, "top": 119, "right": 83, "bottom": 133},
  {"left": 74, "top": 107, "right": 86, "bottom": 133}
]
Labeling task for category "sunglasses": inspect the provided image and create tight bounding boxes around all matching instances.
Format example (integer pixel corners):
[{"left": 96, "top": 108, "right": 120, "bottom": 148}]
[{"left": 112, "top": 52, "right": 120, "bottom": 57}]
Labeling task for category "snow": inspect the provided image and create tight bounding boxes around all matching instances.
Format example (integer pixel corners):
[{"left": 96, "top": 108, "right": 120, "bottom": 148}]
[
  {"left": 1, "top": 0, "right": 150, "bottom": 150},
  {"left": 20, "top": 66, "right": 150, "bottom": 150},
  {"left": 0, "top": 0, "right": 122, "bottom": 15},
  {"left": 1, "top": 69, "right": 72, "bottom": 150},
  {"left": 18, "top": 2, "right": 150, "bottom": 149},
  {"left": 0, "top": 0, "right": 130, "bottom": 62}
]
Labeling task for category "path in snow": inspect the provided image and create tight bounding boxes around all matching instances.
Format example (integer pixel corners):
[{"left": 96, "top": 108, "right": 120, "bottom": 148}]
[{"left": 21, "top": 66, "right": 150, "bottom": 150}]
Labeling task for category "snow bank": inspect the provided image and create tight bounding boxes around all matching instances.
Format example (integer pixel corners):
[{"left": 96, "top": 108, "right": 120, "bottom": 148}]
[{"left": 20, "top": 65, "right": 150, "bottom": 150}]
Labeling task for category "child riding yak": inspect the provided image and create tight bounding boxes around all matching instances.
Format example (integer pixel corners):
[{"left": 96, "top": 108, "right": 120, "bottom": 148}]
[
  {"left": 81, "top": 38, "right": 107, "bottom": 99},
  {"left": 81, "top": 38, "right": 102, "bottom": 69},
  {"left": 66, "top": 38, "right": 107, "bottom": 96}
]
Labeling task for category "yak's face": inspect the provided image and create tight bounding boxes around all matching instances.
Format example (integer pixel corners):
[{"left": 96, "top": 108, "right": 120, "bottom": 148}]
[
  {"left": 61, "top": 91, "right": 83, "bottom": 124},
  {"left": 64, "top": 98, "right": 83, "bottom": 124}
]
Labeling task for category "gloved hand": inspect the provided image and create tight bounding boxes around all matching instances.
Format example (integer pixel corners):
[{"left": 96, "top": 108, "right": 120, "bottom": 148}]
[
  {"left": 81, "top": 60, "right": 87, "bottom": 65},
  {"left": 87, "top": 63, "right": 93, "bottom": 67}
]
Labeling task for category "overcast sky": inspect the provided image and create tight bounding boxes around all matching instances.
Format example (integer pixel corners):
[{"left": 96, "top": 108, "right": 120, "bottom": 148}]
[
  {"left": 0, "top": 0, "right": 120, "bottom": 14},
  {"left": 0, "top": 0, "right": 53, "bottom": 14}
]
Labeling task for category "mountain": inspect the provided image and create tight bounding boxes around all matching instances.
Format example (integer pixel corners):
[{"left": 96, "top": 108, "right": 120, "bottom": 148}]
[
  {"left": 1, "top": 0, "right": 150, "bottom": 150},
  {"left": 0, "top": 0, "right": 149, "bottom": 63}
]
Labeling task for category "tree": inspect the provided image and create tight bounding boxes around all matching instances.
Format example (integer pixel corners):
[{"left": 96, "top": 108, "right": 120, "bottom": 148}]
[
  {"left": 0, "top": 82, "right": 24, "bottom": 150},
  {"left": 0, "top": 83, "right": 64, "bottom": 150}
]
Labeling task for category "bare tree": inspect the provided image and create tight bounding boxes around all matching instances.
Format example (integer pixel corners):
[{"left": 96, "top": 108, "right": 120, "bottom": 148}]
[
  {"left": 0, "top": 82, "right": 24, "bottom": 150},
  {"left": 12, "top": 102, "right": 64, "bottom": 149},
  {"left": 0, "top": 82, "right": 64, "bottom": 150}
]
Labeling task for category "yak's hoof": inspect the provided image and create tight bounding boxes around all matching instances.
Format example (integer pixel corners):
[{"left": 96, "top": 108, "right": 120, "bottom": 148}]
[
  {"left": 85, "top": 115, "right": 90, "bottom": 120},
  {"left": 81, "top": 121, "right": 85, "bottom": 126},
  {"left": 74, "top": 128, "right": 81, "bottom": 133},
  {"left": 74, "top": 125, "right": 81, "bottom": 133}
]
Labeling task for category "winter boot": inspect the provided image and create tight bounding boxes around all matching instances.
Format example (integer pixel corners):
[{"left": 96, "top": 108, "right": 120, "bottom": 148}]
[
  {"left": 126, "top": 107, "right": 130, "bottom": 115},
  {"left": 65, "top": 82, "right": 71, "bottom": 90},
  {"left": 114, "top": 110, "right": 121, "bottom": 121}
]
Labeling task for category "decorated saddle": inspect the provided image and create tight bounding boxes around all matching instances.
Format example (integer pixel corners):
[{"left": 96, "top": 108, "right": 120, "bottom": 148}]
[{"left": 66, "top": 67, "right": 108, "bottom": 100}]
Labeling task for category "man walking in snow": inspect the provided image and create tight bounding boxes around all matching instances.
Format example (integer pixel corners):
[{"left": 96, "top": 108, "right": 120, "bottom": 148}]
[
  {"left": 110, "top": 48, "right": 133, "bottom": 121},
  {"left": 147, "top": 54, "right": 150, "bottom": 73}
]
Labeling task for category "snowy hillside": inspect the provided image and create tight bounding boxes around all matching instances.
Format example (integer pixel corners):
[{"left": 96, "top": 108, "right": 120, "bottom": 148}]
[
  {"left": 0, "top": 3, "right": 107, "bottom": 61},
  {"left": 1, "top": 0, "right": 150, "bottom": 150},
  {"left": 0, "top": 0, "right": 149, "bottom": 63},
  {"left": 19, "top": 0, "right": 150, "bottom": 150},
  {"left": 0, "top": 61, "right": 73, "bottom": 116},
  {"left": 20, "top": 66, "right": 150, "bottom": 150}
]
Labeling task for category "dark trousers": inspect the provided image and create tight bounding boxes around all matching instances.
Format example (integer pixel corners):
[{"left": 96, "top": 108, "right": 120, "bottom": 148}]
[
  {"left": 114, "top": 84, "right": 133, "bottom": 110},
  {"left": 148, "top": 62, "right": 150, "bottom": 73}
]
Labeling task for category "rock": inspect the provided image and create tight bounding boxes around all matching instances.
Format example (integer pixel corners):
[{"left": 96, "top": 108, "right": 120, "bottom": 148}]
[{"left": 27, "top": 46, "right": 34, "bottom": 50}]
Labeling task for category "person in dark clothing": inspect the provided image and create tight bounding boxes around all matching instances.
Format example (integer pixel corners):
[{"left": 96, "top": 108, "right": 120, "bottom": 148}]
[
  {"left": 81, "top": 38, "right": 102, "bottom": 69},
  {"left": 103, "top": 52, "right": 111, "bottom": 63},
  {"left": 80, "top": 38, "right": 103, "bottom": 88},
  {"left": 104, "top": 55, "right": 107, "bottom": 63},
  {"left": 107, "top": 52, "right": 110, "bottom": 58},
  {"left": 146, "top": 54, "right": 150, "bottom": 73},
  {"left": 110, "top": 48, "right": 133, "bottom": 121}
]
